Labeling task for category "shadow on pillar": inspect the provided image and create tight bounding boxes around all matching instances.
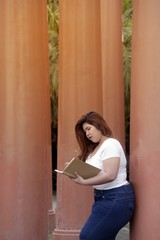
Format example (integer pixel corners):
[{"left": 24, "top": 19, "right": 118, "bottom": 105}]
[
  {"left": 52, "top": 126, "right": 57, "bottom": 192},
  {"left": 48, "top": 126, "right": 57, "bottom": 234}
]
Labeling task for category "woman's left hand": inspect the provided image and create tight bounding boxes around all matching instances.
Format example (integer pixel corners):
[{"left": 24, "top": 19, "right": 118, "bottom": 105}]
[{"left": 71, "top": 172, "right": 86, "bottom": 185}]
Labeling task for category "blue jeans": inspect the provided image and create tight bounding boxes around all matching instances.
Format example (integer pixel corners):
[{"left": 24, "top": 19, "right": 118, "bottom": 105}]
[{"left": 79, "top": 183, "right": 134, "bottom": 240}]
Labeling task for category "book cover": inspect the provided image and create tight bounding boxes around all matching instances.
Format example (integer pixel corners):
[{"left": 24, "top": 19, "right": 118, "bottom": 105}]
[{"left": 54, "top": 158, "right": 101, "bottom": 179}]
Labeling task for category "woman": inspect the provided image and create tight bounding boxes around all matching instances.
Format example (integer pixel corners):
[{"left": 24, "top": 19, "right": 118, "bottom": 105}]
[{"left": 72, "top": 111, "right": 134, "bottom": 240}]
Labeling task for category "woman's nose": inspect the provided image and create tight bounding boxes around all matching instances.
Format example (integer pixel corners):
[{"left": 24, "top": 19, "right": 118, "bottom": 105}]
[{"left": 86, "top": 131, "right": 90, "bottom": 137}]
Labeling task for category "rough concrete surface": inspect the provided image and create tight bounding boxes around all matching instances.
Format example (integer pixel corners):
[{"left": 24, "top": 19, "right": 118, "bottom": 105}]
[{"left": 116, "top": 227, "right": 129, "bottom": 240}]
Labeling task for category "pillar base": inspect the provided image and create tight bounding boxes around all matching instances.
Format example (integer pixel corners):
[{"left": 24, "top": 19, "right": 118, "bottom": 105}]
[{"left": 53, "top": 229, "right": 80, "bottom": 240}]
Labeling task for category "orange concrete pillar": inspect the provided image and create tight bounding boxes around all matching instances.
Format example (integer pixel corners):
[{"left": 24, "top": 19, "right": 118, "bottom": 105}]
[
  {"left": 53, "top": 1, "right": 102, "bottom": 239},
  {"left": 130, "top": 1, "right": 160, "bottom": 239},
  {"left": 0, "top": 1, "right": 52, "bottom": 239},
  {"left": 100, "top": 0, "right": 125, "bottom": 146}
]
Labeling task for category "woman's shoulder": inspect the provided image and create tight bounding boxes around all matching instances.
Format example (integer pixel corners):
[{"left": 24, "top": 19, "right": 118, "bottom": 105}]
[
  {"left": 99, "top": 138, "right": 123, "bottom": 158},
  {"left": 102, "top": 138, "right": 123, "bottom": 150},
  {"left": 103, "top": 138, "right": 121, "bottom": 145}
]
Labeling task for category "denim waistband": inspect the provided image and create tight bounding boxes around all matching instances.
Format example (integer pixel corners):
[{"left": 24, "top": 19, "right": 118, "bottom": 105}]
[{"left": 94, "top": 183, "right": 133, "bottom": 195}]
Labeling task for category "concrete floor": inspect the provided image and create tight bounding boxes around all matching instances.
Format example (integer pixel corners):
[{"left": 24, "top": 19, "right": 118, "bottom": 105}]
[{"left": 116, "top": 227, "right": 129, "bottom": 240}]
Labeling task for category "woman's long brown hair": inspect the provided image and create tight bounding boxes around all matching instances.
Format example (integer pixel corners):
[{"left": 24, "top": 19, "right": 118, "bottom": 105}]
[{"left": 75, "top": 111, "right": 113, "bottom": 161}]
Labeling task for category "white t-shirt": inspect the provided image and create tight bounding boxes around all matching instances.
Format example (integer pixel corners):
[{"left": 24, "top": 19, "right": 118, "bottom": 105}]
[{"left": 86, "top": 138, "right": 128, "bottom": 190}]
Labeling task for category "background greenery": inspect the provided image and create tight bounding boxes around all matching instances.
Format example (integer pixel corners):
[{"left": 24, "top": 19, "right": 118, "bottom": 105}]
[
  {"left": 47, "top": 0, "right": 133, "bottom": 163},
  {"left": 122, "top": 0, "right": 133, "bottom": 157},
  {"left": 47, "top": 0, "right": 59, "bottom": 151}
]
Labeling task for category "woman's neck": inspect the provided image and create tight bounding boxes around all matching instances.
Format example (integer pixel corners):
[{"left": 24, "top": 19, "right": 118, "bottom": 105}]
[
  {"left": 98, "top": 136, "right": 108, "bottom": 146},
  {"left": 89, "top": 136, "right": 108, "bottom": 158}
]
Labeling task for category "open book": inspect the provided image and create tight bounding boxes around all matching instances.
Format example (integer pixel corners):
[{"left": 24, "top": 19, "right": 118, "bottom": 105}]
[{"left": 54, "top": 158, "right": 101, "bottom": 179}]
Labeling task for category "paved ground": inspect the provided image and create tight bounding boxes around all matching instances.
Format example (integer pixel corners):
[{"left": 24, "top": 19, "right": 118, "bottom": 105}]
[{"left": 116, "top": 227, "right": 129, "bottom": 240}]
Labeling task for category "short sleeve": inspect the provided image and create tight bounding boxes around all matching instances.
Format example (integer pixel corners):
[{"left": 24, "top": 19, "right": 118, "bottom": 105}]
[{"left": 100, "top": 139, "right": 121, "bottom": 160}]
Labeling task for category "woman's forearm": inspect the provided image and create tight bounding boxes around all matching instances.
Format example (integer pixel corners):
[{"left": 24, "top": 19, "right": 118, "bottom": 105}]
[{"left": 72, "top": 170, "right": 117, "bottom": 186}]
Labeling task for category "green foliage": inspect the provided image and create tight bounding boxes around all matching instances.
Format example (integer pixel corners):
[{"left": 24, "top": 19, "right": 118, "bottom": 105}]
[
  {"left": 47, "top": 0, "right": 59, "bottom": 145},
  {"left": 122, "top": 0, "right": 133, "bottom": 155},
  {"left": 123, "top": 0, "right": 132, "bottom": 98}
]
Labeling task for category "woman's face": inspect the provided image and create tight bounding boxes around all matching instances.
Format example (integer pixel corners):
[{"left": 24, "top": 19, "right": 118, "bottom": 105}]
[{"left": 82, "top": 123, "right": 102, "bottom": 143}]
